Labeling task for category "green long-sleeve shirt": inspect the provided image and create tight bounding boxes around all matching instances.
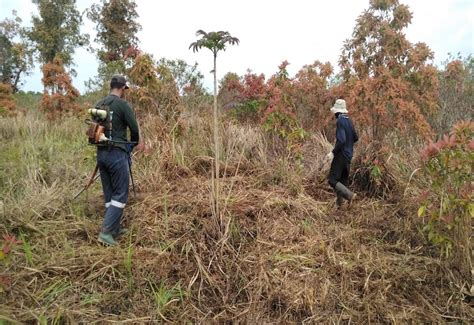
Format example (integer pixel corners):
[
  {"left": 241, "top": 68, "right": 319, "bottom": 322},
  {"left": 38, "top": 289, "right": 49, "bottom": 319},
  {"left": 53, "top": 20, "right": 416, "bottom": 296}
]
[{"left": 95, "top": 94, "right": 139, "bottom": 152}]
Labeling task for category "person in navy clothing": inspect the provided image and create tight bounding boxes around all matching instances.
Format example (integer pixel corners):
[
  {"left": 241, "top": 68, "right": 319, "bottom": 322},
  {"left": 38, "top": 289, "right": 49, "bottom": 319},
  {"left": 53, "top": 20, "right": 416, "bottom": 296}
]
[{"left": 325, "top": 99, "right": 359, "bottom": 209}]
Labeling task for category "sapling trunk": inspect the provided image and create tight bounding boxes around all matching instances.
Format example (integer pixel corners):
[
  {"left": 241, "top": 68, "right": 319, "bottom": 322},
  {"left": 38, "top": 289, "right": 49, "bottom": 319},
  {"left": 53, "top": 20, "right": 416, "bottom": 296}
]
[{"left": 213, "top": 51, "right": 220, "bottom": 221}]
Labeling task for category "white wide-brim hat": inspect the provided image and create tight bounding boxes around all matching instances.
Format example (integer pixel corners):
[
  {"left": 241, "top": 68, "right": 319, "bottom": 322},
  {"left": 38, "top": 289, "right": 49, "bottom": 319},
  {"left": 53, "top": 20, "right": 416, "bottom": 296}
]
[{"left": 330, "top": 99, "right": 348, "bottom": 114}]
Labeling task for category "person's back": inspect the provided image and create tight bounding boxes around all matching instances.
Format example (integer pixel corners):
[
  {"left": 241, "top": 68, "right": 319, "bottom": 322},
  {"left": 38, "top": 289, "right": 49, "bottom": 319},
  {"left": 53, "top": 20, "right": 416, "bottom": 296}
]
[
  {"left": 95, "top": 94, "right": 139, "bottom": 152},
  {"left": 96, "top": 75, "right": 141, "bottom": 246},
  {"left": 333, "top": 114, "right": 358, "bottom": 161}
]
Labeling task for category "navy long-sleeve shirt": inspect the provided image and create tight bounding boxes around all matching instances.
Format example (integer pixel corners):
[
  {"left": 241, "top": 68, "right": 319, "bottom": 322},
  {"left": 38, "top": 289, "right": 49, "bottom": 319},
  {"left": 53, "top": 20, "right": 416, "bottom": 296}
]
[{"left": 332, "top": 114, "right": 358, "bottom": 160}]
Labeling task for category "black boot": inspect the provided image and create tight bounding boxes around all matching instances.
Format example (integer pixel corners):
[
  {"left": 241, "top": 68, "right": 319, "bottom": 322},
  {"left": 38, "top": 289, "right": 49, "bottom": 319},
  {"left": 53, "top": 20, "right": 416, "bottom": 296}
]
[{"left": 335, "top": 182, "right": 356, "bottom": 202}]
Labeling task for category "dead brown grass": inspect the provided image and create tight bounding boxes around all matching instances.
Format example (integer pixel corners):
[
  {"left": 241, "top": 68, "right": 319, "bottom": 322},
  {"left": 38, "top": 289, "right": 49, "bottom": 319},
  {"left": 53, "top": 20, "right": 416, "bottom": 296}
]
[{"left": 0, "top": 111, "right": 471, "bottom": 323}]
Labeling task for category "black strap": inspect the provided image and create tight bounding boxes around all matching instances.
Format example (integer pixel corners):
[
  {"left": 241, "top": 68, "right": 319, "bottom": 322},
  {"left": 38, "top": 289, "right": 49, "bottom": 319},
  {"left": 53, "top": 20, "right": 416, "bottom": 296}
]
[{"left": 96, "top": 95, "right": 118, "bottom": 151}]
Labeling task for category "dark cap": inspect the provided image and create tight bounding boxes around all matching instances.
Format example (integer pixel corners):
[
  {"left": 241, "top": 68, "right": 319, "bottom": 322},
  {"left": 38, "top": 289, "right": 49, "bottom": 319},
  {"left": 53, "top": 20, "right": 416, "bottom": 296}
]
[{"left": 110, "top": 74, "right": 130, "bottom": 89}]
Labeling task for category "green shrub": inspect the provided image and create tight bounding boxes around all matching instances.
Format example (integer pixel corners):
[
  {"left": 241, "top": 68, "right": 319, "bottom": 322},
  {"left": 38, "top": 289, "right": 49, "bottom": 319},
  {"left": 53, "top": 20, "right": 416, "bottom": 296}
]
[{"left": 418, "top": 120, "right": 473, "bottom": 277}]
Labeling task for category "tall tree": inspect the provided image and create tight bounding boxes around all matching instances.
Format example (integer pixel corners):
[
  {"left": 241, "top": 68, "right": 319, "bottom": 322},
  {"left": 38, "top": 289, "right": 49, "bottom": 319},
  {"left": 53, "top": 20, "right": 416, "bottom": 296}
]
[
  {"left": 86, "top": 0, "right": 140, "bottom": 93},
  {"left": 189, "top": 30, "right": 239, "bottom": 220},
  {"left": 87, "top": 0, "right": 141, "bottom": 64},
  {"left": 0, "top": 11, "right": 34, "bottom": 93},
  {"left": 28, "top": 0, "right": 88, "bottom": 68},
  {"left": 28, "top": 0, "right": 87, "bottom": 118},
  {"left": 339, "top": 0, "right": 438, "bottom": 141}
]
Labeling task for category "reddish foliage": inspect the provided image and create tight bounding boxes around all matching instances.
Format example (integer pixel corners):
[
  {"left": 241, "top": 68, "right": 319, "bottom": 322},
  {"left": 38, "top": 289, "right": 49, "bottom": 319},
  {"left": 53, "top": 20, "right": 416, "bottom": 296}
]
[
  {"left": 420, "top": 133, "right": 459, "bottom": 162},
  {"left": 2, "top": 234, "right": 22, "bottom": 255},
  {"left": 40, "top": 56, "right": 80, "bottom": 119},
  {"left": 278, "top": 60, "right": 289, "bottom": 71},
  {"left": 419, "top": 120, "right": 473, "bottom": 273},
  {"left": 218, "top": 71, "right": 267, "bottom": 112},
  {"left": 219, "top": 62, "right": 305, "bottom": 143},
  {"left": 261, "top": 61, "right": 303, "bottom": 141},
  {"left": 218, "top": 72, "right": 244, "bottom": 107},
  {"left": 103, "top": 46, "right": 140, "bottom": 62},
  {"left": 0, "top": 83, "right": 16, "bottom": 117},
  {"left": 126, "top": 53, "right": 181, "bottom": 120},
  {"left": 339, "top": 0, "right": 438, "bottom": 141},
  {"left": 468, "top": 139, "right": 474, "bottom": 151},
  {"left": 241, "top": 72, "right": 266, "bottom": 101},
  {"left": 293, "top": 61, "right": 334, "bottom": 131},
  {"left": 123, "top": 46, "right": 141, "bottom": 60},
  {"left": 444, "top": 60, "right": 464, "bottom": 85},
  {"left": 0, "top": 275, "right": 11, "bottom": 290}
]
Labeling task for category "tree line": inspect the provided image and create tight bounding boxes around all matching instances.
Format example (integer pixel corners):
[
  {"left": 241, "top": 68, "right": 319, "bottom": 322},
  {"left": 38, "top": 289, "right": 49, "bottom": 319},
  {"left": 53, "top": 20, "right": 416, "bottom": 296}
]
[{"left": 0, "top": 0, "right": 472, "bottom": 138}]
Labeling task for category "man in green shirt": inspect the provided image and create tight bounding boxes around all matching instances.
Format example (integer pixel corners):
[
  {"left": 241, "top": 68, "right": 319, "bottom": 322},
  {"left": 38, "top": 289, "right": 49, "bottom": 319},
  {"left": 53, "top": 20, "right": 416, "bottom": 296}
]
[{"left": 96, "top": 75, "right": 141, "bottom": 246}]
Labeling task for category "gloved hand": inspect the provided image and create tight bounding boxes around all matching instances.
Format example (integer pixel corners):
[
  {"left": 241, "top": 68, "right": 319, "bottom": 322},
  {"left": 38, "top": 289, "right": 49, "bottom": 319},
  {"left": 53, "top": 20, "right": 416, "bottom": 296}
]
[{"left": 325, "top": 151, "right": 334, "bottom": 162}]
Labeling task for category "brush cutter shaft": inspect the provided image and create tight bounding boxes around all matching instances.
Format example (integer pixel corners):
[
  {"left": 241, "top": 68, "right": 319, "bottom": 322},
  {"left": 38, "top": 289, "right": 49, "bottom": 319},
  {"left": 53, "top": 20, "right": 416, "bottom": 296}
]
[
  {"left": 128, "top": 153, "right": 136, "bottom": 199},
  {"left": 72, "top": 165, "right": 100, "bottom": 200},
  {"left": 89, "top": 139, "right": 138, "bottom": 146}
]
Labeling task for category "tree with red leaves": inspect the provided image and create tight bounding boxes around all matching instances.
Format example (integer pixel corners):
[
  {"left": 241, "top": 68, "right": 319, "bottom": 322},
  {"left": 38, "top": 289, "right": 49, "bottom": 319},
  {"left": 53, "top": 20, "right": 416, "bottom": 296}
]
[
  {"left": 40, "top": 56, "right": 80, "bottom": 119},
  {"left": 293, "top": 61, "right": 334, "bottom": 131},
  {"left": 339, "top": 0, "right": 438, "bottom": 141},
  {"left": 261, "top": 61, "right": 307, "bottom": 160},
  {"left": 262, "top": 61, "right": 297, "bottom": 136},
  {"left": 218, "top": 70, "right": 267, "bottom": 122}
]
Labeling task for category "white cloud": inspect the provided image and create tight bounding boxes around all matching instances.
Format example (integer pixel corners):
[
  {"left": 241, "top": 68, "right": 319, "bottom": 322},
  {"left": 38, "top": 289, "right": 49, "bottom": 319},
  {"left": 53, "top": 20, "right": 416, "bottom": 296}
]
[{"left": 0, "top": 0, "right": 472, "bottom": 93}]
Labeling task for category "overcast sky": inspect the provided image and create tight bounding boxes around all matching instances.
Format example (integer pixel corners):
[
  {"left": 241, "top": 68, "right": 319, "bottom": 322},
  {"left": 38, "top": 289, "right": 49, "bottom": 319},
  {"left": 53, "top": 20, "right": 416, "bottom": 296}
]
[{"left": 1, "top": 0, "right": 473, "bottom": 93}]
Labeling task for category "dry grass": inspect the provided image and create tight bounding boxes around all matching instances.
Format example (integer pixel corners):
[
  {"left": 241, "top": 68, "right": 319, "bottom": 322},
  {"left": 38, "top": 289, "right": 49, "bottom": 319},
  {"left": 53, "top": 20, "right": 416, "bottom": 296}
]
[{"left": 0, "top": 110, "right": 471, "bottom": 323}]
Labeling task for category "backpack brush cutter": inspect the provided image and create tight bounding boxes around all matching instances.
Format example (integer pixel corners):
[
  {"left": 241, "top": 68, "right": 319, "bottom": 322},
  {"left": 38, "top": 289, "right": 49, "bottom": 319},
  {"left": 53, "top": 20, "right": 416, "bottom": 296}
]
[{"left": 73, "top": 106, "right": 138, "bottom": 201}]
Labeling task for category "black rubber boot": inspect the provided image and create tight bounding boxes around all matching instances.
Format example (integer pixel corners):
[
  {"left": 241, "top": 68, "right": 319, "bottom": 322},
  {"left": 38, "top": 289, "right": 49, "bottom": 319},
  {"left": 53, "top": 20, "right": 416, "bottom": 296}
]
[{"left": 335, "top": 182, "right": 356, "bottom": 202}]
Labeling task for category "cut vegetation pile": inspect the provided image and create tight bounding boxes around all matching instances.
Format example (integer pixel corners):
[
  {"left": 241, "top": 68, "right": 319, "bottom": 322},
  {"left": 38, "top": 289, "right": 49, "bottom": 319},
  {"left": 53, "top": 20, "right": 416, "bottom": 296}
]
[{"left": 0, "top": 110, "right": 472, "bottom": 323}]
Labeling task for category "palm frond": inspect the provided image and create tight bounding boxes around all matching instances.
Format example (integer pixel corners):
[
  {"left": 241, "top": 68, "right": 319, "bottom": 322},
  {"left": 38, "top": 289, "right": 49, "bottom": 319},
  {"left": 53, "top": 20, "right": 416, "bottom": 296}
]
[
  {"left": 189, "top": 30, "right": 239, "bottom": 54},
  {"left": 195, "top": 29, "right": 208, "bottom": 37},
  {"left": 224, "top": 36, "right": 240, "bottom": 46},
  {"left": 188, "top": 40, "right": 202, "bottom": 52}
]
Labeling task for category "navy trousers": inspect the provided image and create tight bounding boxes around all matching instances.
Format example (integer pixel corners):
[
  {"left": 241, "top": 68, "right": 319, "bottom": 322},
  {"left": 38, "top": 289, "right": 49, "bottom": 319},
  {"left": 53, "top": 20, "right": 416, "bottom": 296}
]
[
  {"left": 97, "top": 148, "right": 130, "bottom": 235},
  {"left": 328, "top": 152, "right": 350, "bottom": 189}
]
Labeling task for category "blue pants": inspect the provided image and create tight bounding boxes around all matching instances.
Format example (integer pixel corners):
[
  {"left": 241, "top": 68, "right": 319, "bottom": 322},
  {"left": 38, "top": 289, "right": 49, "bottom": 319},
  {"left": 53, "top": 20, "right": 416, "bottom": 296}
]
[{"left": 97, "top": 148, "right": 130, "bottom": 235}]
